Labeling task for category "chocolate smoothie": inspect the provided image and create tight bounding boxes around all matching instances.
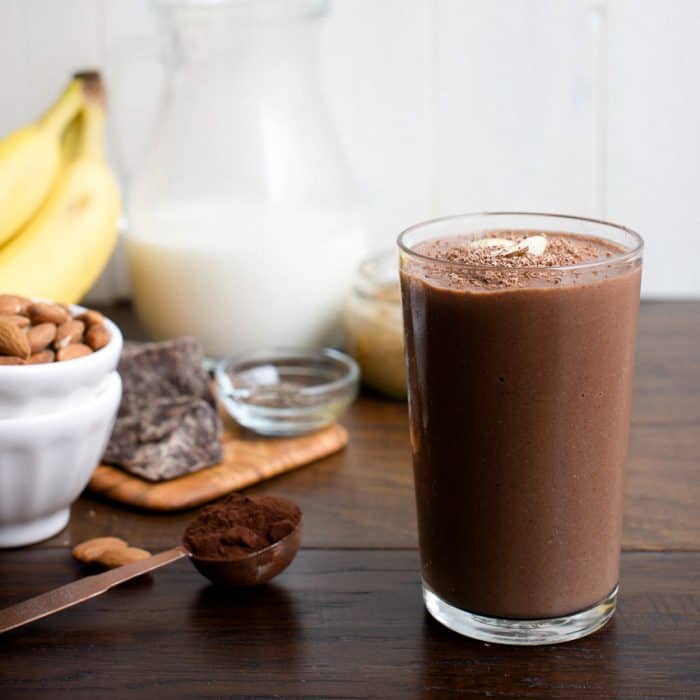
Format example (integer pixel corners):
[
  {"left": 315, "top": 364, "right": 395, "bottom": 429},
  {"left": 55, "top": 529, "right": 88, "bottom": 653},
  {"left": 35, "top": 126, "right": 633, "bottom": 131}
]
[{"left": 400, "top": 221, "right": 642, "bottom": 624}]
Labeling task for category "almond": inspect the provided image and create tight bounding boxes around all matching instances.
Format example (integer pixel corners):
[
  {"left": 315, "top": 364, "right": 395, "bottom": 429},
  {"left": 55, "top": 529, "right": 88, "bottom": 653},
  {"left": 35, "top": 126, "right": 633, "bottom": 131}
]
[
  {"left": 76, "top": 309, "right": 104, "bottom": 327},
  {"left": 98, "top": 547, "right": 152, "bottom": 569},
  {"left": 498, "top": 235, "right": 548, "bottom": 258},
  {"left": 54, "top": 319, "right": 85, "bottom": 350},
  {"left": 26, "top": 349, "right": 55, "bottom": 364},
  {"left": 29, "top": 302, "right": 68, "bottom": 325},
  {"left": 56, "top": 343, "right": 92, "bottom": 361},
  {"left": 0, "top": 314, "right": 30, "bottom": 328},
  {"left": 469, "top": 237, "right": 511, "bottom": 250},
  {"left": 522, "top": 235, "right": 547, "bottom": 256},
  {"left": 0, "top": 319, "right": 30, "bottom": 359},
  {"left": 0, "top": 294, "right": 31, "bottom": 315},
  {"left": 84, "top": 323, "right": 110, "bottom": 351},
  {"left": 0, "top": 356, "right": 25, "bottom": 365},
  {"left": 72, "top": 537, "right": 128, "bottom": 563},
  {"left": 27, "top": 323, "right": 57, "bottom": 353}
]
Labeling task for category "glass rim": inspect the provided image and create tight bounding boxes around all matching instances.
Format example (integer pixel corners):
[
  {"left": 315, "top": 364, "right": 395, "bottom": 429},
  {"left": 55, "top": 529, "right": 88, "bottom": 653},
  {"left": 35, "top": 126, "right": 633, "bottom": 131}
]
[
  {"left": 397, "top": 211, "right": 644, "bottom": 273},
  {"left": 215, "top": 346, "right": 359, "bottom": 401}
]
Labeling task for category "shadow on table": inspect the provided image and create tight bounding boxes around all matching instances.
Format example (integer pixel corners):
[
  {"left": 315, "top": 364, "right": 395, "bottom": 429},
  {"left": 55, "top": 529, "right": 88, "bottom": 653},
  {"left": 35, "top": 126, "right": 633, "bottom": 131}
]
[
  {"left": 187, "top": 582, "right": 305, "bottom": 671},
  {"left": 419, "top": 609, "right": 621, "bottom": 698}
]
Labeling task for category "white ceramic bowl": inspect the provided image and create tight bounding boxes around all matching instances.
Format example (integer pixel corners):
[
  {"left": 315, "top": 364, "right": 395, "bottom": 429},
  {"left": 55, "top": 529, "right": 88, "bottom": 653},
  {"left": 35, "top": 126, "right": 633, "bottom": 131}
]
[
  {"left": 0, "top": 307, "right": 123, "bottom": 419},
  {"left": 0, "top": 371, "right": 122, "bottom": 547}
]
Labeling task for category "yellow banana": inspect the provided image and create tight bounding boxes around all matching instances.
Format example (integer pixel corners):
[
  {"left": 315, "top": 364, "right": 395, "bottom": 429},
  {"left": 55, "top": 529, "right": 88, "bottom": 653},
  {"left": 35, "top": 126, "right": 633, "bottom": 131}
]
[
  {"left": 0, "top": 85, "right": 121, "bottom": 304},
  {"left": 0, "top": 78, "right": 84, "bottom": 246}
]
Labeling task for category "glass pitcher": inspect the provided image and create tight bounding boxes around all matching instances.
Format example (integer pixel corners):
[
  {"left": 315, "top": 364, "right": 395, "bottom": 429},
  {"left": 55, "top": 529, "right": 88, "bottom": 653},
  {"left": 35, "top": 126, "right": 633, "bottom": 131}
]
[{"left": 114, "top": 0, "right": 367, "bottom": 356}]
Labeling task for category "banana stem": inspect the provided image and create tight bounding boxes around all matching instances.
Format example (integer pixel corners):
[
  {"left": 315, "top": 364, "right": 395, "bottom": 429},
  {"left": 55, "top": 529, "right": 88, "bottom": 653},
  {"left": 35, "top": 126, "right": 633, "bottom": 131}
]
[
  {"left": 39, "top": 79, "right": 84, "bottom": 136},
  {"left": 75, "top": 71, "right": 106, "bottom": 110}
]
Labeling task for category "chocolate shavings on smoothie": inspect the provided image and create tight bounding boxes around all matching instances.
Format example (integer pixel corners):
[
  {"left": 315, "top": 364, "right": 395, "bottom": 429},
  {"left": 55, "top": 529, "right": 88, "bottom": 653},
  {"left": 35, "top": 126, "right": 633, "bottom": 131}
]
[
  {"left": 436, "top": 231, "right": 603, "bottom": 267},
  {"left": 415, "top": 231, "right": 623, "bottom": 290}
]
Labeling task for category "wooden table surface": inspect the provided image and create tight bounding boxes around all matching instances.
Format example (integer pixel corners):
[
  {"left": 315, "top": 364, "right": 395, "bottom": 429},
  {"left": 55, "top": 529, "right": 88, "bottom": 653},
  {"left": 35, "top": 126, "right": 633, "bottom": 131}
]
[{"left": 1, "top": 301, "right": 698, "bottom": 698}]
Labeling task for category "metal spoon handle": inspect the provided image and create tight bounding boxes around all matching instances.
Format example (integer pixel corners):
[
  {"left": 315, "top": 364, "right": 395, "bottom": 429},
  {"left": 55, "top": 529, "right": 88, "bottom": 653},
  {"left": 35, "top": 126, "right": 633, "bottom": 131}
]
[{"left": 0, "top": 546, "right": 188, "bottom": 635}]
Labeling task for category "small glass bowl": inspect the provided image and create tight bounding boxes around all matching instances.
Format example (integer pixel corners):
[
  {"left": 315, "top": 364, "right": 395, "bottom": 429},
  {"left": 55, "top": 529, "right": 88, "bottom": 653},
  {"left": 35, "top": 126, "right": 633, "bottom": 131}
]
[{"left": 215, "top": 348, "right": 360, "bottom": 437}]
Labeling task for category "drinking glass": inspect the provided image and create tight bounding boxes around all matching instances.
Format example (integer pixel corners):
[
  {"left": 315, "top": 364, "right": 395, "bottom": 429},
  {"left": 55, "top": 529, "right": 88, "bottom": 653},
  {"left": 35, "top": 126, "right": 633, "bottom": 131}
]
[{"left": 398, "top": 212, "right": 643, "bottom": 645}]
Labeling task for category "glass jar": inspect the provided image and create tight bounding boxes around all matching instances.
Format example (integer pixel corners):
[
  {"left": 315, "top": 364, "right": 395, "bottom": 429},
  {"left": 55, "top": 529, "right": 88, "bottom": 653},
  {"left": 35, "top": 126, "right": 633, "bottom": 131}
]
[
  {"left": 119, "top": 0, "right": 367, "bottom": 356},
  {"left": 345, "top": 251, "right": 406, "bottom": 399}
]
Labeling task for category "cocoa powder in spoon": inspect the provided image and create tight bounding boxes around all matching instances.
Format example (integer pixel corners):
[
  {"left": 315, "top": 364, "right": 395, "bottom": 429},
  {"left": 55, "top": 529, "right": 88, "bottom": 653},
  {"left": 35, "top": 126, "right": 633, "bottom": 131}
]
[{"left": 183, "top": 493, "right": 301, "bottom": 560}]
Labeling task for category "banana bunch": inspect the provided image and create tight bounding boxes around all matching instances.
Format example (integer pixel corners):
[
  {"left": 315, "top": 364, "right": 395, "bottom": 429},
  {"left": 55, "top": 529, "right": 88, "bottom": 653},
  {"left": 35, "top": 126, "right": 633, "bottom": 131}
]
[{"left": 0, "top": 72, "right": 121, "bottom": 303}]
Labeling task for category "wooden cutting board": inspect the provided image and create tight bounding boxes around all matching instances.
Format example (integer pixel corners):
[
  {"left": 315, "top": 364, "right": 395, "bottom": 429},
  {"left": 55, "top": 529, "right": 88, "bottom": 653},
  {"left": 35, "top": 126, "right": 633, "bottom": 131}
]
[{"left": 88, "top": 421, "right": 348, "bottom": 511}]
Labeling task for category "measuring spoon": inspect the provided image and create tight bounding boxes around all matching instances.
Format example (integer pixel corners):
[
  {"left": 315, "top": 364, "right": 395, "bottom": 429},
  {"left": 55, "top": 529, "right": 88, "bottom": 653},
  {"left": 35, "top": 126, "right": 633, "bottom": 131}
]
[{"left": 0, "top": 509, "right": 302, "bottom": 635}]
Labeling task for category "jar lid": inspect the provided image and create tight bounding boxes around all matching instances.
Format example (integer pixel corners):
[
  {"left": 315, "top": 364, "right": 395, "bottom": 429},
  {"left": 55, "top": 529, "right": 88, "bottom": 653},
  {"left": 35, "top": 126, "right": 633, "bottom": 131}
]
[{"left": 355, "top": 250, "right": 401, "bottom": 303}]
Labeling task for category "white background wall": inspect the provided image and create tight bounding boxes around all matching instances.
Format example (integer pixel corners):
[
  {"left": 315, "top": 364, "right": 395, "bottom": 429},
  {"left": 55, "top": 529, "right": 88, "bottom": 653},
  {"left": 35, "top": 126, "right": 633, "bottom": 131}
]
[{"left": 1, "top": 0, "right": 698, "bottom": 298}]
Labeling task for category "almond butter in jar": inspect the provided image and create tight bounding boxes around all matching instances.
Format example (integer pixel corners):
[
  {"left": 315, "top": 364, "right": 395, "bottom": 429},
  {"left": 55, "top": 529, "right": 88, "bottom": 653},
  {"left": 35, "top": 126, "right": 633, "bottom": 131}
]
[{"left": 345, "top": 251, "right": 406, "bottom": 400}]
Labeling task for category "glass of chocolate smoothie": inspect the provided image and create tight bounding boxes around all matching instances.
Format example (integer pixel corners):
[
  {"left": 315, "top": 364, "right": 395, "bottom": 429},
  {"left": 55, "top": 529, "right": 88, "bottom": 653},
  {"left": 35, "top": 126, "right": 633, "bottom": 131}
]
[{"left": 398, "top": 213, "right": 643, "bottom": 645}]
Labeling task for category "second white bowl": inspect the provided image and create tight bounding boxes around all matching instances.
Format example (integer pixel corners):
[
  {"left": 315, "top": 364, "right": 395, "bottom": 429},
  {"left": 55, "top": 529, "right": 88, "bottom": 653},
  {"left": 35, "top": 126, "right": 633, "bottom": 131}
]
[{"left": 0, "top": 371, "right": 122, "bottom": 548}]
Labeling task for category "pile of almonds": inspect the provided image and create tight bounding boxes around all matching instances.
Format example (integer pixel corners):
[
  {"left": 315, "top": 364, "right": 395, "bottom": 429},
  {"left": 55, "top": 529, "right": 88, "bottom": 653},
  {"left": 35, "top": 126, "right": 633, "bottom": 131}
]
[
  {"left": 0, "top": 293, "right": 110, "bottom": 365},
  {"left": 72, "top": 536, "right": 151, "bottom": 569}
]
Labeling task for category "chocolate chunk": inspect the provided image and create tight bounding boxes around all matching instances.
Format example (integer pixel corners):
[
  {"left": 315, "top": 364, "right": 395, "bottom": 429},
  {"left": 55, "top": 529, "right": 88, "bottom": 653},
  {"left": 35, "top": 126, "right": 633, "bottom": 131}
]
[
  {"left": 103, "top": 337, "right": 223, "bottom": 482},
  {"left": 117, "top": 337, "right": 217, "bottom": 416}
]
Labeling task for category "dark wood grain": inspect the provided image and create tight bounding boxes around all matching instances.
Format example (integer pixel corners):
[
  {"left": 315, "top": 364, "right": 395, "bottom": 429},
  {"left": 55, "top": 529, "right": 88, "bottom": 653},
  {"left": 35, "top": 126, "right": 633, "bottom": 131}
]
[
  {"left": 633, "top": 301, "right": 700, "bottom": 425},
  {"left": 0, "top": 550, "right": 698, "bottom": 699},
  {"left": 0, "top": 301, "right": 696, "bottom": 698},
  {"left": 625, "top": 425, "right": 699, "bottom": 550}
]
